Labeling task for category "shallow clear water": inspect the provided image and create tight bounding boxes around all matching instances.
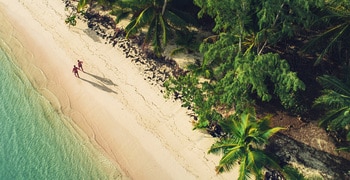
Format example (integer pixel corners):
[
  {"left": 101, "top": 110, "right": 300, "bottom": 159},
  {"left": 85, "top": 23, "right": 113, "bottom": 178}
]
[{"left": 0, "top": 16, "right": 121, "bottom": 180}]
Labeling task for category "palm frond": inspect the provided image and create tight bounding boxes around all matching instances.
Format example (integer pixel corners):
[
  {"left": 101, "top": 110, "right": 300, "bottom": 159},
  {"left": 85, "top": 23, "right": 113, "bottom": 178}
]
[
  {"left": 246, "top": 150, "right": 261, "bottom": 171},
  {"left": 328, "top": 108, "right": 350, "bottom": 129},
  {"left": 240, "top": 113, "right": 250, "bottom": 134},
  {"left": 158, "top": 14, "right": 167, "bottom": 45},
  {"left": 237, "top": 158, "right": 250, "bottom": 180},
  {"left": 77, "top": 0, "right": 88, "bottom": 12},
  {"left": 314, "top": 90, "right": 350, "bottom": 109},
  {"left": 208, "top": 140, "right": 238, "bottom": 154},
  {"left": 111, "top": 9, "right": 131, "bottom": 23},
  {"left": 317, "top": 75, "right": 350, "bottom": 96},
  {"left": 144, "top": 18, "right": 157, "bottom": 43},
  {"left": 126, "top": 7, "right": 155, "bottom": 38},
  {"left": 218, "top": 116, "right": 236, "bottom": 134},
  {"left": 168, "top": 8, "right": 198, "bottom": 26},
  {"left": 125, "top": 19, "right": 138, "bottom": 36},
  {"left": 314, "top": 24, "right": 350, "bottom": 65},
  {"left": 169, "top": 47, "right": 186, "bottom": 56},
  {"left": 319, "top": 107, "right": 350, "bottom": 129},
  {"left": 164, "top": 10, "right": 190, "bottom": 29},
  {"left": 257, "top": 114, "right": 273, "bottom": 130},
  {"left": 336, "top": 146, "right": 350, "bottom": 152},
  {"left": 314, "top": 75, "right": 350, "bottom": 133},
  {"left": 152, "top": 18, "right": 162, "bottom": 56},
  {"left": 303, "top": 1, "right": 350, "bottom": 65},
  {"left": 261, "top": 127, "right": 285, "bottom": 141},
  {"left": 214, "top": 145, "right": 242, "bottom": 174},
  {"left": 219, "top": 146, "right": 243, "bottom": 164},
  {"left": 211, "top": 111, "right": 282, "bottom": 176}
]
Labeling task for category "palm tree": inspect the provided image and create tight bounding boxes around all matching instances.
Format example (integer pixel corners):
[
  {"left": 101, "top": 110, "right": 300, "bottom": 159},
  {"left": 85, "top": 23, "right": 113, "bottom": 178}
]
[
  {"left": 313, "top": 75, "right": 350, "bottom": 151},
  {"left": 304, "top": 1, "right": 350, "bottom": 65},
  {"left": 77, "top": 0, "right": 197, "bottom": 56},
  {"left": 208, "top": 111, "right": 284, "bottom": 179},
  {"left": 110, "top": 0, "right": 196, "bottom": 56}
]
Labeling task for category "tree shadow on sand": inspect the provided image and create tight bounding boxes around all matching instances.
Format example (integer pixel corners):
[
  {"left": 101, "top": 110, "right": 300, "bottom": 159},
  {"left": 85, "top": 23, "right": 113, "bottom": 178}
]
[{"left": 80, "top": 77, "right": 117, "bottom": 95}]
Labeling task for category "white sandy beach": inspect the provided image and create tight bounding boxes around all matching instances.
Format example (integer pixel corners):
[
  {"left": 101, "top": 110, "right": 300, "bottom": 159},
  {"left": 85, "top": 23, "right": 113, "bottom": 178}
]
[{"left": 0, "top": 0, "right": 237, "bottom": 179}]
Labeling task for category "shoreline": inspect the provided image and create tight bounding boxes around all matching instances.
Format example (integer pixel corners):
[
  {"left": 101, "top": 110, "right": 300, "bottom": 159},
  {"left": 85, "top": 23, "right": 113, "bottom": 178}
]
[{"left": 0, "top": 0, "right": 237, "bottom": 179}]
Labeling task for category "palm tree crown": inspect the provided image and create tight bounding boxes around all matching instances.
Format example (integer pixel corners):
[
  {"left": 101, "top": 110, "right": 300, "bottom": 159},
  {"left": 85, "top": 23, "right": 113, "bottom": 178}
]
[
  {"left": 111, "top": 0, "right": 195, "bottom": 56},
  {"left": 209, "top": 111, "right": 284, "bottom": 179}
]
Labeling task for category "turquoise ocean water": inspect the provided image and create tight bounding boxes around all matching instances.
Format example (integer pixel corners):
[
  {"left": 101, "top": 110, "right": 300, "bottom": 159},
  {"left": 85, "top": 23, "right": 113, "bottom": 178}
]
[{"left": 0, "top": 14, "right": 122, "bottom": 180}]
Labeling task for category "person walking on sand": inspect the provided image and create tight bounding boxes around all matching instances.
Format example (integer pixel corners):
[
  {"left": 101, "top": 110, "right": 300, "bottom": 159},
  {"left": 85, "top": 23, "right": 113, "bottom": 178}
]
[
  {"left": 72, "top": 65, "right": 80, "bottom": 78},
  {"left": 77, "top": 60, "right": 84, "bottom": 72}
]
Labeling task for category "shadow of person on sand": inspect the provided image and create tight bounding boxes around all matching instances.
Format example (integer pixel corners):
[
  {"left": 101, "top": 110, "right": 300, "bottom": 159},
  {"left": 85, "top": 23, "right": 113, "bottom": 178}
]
[
  {"left": 80, "top": 78, "right": 117, "bottom": 95},
  {"left": 84, "top": 72, "right": 117, "bottom": 86}
]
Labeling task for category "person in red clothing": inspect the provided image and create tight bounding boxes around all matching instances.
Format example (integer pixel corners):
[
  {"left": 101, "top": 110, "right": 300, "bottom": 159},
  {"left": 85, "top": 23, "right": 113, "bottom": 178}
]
[
  {"left": 72, "top": 65, "right": 80, "bottom": 78},
  {"left": 77, "top": 60, "right": 84, "bottom": 72}
]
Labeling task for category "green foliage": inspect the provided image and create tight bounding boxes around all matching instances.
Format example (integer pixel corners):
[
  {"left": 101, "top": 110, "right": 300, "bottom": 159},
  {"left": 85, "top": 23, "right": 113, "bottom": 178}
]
[
  {"left": 78, "top": 0, "right": 117, "bottom": 11},
  {"left": 165, "top": 51, "right": 305, "bottom": 134},
  {"left": 76, "top": 0, "right": 198, "bottom": 56},
  {"left": 164, "top": 74, "right": 221, "bottom": 129},
  {"left": 167, "top": 52, "right": 305, "bottom": 115},
  {"left": 183, "top": 0, "right": 313, "bottom": 113},
  {"left": 65, "top": 14, "right": 77, "bottom": 26},
  {"left": 77, "top": 0, "right": 88, "bottom": 12},
  {"left": 194, "top": 0, "right": 324, "bottom": 53},
  {"left": 313, "top": 75, "right": 350, "bottom": 143},
  {"left": 170, "top": 30, "right": 200, "bottom": 56},
  {"left": 217, "top": 52, "right": 305, "bottom": 112},
  {"left": 109, "top": 0, "right": 197, "bottom": 56},
  {"left": 304, "top": 0, "right": 350, "bottom": 65},
  {"left": 336, "top": 146, "right": 350, "bottom": 152},
  {"left": 208, "top": 111, "right": 284, "bottom": 179}
]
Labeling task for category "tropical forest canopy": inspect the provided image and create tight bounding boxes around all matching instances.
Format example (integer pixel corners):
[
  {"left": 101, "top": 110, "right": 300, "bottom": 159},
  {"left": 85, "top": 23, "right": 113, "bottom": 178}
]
[{"left": 75, "top": 0, "right": 350, "bottom": 178}]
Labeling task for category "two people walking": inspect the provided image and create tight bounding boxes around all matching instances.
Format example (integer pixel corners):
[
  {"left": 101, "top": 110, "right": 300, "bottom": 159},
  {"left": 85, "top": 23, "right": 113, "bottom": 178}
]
[{"left": 72, "top": 60, "right": 84, "bottom": 78}]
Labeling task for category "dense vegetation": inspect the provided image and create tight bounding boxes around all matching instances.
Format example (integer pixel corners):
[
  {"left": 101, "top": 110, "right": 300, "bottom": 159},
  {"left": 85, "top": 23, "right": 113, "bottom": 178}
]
[{"left": 74, "top": 0, "right": 350, "bottom": 179}]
